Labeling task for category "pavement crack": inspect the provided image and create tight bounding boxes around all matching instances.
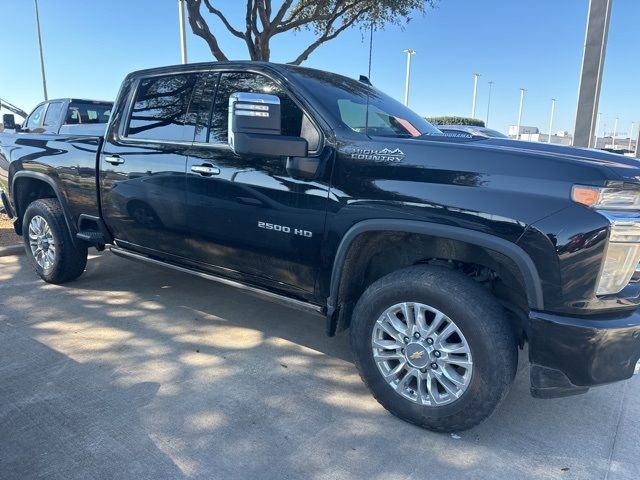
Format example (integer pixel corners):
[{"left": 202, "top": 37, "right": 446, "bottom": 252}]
[{"left": 603, "top": 380, "right": 628, "bottom": 480}]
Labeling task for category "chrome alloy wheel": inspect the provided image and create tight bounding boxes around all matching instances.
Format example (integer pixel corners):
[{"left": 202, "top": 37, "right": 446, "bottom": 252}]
[
  {"left": 28, "top": 215, "right": 56, "bottom": 270},
  {"left": 371, "top": 302, "right": 473, "bottom": 406}
]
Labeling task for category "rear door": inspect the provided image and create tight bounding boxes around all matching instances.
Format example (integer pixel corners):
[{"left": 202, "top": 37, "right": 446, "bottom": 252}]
[
  {"left": 100, "top": 70, "right": 209, "bottom": 260},
  {"left": 184, "top": 70, "right": 330, "bottom": 297}
]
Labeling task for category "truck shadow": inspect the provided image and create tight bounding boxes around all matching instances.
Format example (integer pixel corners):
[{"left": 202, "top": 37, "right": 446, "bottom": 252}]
[{"left": 1, "top": 252, "right": 637, "bottom": 479}]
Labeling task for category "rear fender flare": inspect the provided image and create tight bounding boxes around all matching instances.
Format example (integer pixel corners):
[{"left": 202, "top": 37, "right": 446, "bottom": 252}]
[{"left": 11, "top": 171, "right": 78, "bottom": 244}]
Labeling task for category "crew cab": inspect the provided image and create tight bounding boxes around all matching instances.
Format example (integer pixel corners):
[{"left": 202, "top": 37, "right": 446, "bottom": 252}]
[{"left": 1, "top": 62, "right": 640, "bottom": 432}]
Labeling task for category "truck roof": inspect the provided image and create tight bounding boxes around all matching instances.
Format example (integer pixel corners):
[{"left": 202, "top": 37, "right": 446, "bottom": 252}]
[
  {"left": 124, "top": 61, "right": 353, "bottom": 84},
  {"left": 46, "top": 98, "right": 113, "bottom": 105}
]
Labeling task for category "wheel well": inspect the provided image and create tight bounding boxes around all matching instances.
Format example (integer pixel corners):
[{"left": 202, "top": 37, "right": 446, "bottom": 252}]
[
  {"left": 12, "top": 177, "right": 58, "bottom": 235},
  {"left": 332, "top": 231, "right": 530, "bottom": 341}
]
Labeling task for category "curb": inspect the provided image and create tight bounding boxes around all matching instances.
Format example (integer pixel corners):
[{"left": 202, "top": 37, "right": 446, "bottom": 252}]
[{"left": 0, "top": 244, "right": 24, "bottom": 257}]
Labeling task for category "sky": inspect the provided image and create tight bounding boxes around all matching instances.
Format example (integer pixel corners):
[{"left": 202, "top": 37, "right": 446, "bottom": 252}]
[{"left": 0, "top": 0, "right": 638, "bottom": 138}]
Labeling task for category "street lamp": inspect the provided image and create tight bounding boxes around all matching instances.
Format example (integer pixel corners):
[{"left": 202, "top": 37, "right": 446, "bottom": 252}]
[
  {"left": 594, "top": 112, "right": 602, "bottom": 147},
  {"left": 548, "top": 99, "right": 556, "bottom": 144},
  {"left": 178, "top": 0, "right": 188, "bottom": 64},
  {"left": 612, "top": 116, "right": 618, "bottom": 148},
  {"left": 403, "top": 49, "right": 416, "bottom": 107},
  {"left": 516, "top": 88, "right": 525, "bottom": 140},
  {"left": 629, "top": 122, "right": 635, "bottom": 152},
  {"left": 34, "top": 0, "right": 48, "bottom": 101},
  {"left": 471, "top": 73, "right": 481, "bottom": 119},
  {"left": 486, "top": 81, "right": 494, "bottom": 126}
]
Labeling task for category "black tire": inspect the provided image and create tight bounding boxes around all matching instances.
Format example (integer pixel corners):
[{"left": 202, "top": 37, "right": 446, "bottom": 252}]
[
  {"left": 350, "top": 265, "right": 517, "bottom": 432},
  {"left": 22, "top": 198, "right": 88, "bottom": 284}
]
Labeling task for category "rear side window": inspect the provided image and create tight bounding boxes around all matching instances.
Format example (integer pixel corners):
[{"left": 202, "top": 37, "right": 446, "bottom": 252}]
[
  {"left": 126, "top": 73, "right": 198, "bottom": 142},
  {"left": 43, "top": 102, "right": 64, "bottom": 129}
]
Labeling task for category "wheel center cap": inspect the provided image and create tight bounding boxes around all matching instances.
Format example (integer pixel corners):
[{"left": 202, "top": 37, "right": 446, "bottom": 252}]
[{"left": 405, "top": 342, "right": 429, "bottom": 368}]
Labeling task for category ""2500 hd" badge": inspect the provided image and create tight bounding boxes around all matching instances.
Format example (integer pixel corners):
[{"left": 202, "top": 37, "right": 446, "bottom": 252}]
[{"left": 258, "top": 221, "right": 313, "bottom": 237}]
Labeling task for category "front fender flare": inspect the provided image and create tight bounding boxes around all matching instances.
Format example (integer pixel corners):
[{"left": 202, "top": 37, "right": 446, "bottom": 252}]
[{"left": 326, "top": 219, "right": 544, "bottom": 334}]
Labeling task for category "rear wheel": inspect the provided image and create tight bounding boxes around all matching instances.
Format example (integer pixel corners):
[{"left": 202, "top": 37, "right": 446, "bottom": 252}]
[
  {"left": 22, "top": 199, "right": 87, "bottom": 284},
  {"left": 350, "top": 265, "right": 517, "bottom": 432}
]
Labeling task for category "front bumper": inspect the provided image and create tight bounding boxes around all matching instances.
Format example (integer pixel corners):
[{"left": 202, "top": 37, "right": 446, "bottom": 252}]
[{"left": 528, "top": 309, "right": 640, "bottom": 398}]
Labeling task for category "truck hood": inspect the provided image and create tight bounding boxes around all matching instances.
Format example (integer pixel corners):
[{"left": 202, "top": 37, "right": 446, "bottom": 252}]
[{"left": 474, "top": 137, "right": 640, "bottom": 185}]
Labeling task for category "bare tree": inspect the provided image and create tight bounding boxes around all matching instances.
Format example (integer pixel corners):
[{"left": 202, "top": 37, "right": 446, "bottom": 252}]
[{"left": 185, "top": 0, "right": 437, "bottom": 65}]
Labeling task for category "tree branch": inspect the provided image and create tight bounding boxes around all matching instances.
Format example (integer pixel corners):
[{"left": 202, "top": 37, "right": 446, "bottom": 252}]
[
  {"left": 271, "top": 0, "right": 294, "bottom": 26},
  {"left": 203, "top": 0, "right": 245, "bottom": 38},
  {"left": 185, "top": 0, "right": 229, "bottom": 61},
  {"left": 244, "top": 0, "right": 258, "bottom": 59},
  {"left": 288, "top": 5, "right": 371, "bottom": 65},
  {"left": 276, "top": 0, "right": 348, "bottom": 34},
  {"left": 256, "top": 0, "right": 271, "bottom": 32}
]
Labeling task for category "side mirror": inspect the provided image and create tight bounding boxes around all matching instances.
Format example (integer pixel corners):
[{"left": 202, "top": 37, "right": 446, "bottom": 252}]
[
  {"left": 228, "top": 92, "right": 307, "bottom": 158},
  {"left": 2, "top": 114, "right": 16, "bottom": 131}
]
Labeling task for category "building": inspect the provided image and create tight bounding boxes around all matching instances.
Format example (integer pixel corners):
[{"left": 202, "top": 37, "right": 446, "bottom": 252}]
[
  {"left": 508, "top": 126, "right": 573, "bottom": 145},
  {"left": 508, "top": 125, "right": 539, "bottom": 137}
]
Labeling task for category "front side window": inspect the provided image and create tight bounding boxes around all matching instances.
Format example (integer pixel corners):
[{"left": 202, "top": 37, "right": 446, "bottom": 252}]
[
  {"left": 208, "top": 72, "right": 304, "bottom": 144},
  {"left": 26, "top": 104, "right": 45, "bottom": 130},
  {"left": 43, "top": 102, "right": 64, "bottom": 129},
  {"left": 126, "top": 73, "right": 198, "bottom": 142}
]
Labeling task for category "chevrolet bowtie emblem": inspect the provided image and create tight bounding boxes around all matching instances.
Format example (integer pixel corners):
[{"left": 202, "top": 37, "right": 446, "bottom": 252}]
[{"left": 410, "top": 351, "right": 424, "bottom": 361}]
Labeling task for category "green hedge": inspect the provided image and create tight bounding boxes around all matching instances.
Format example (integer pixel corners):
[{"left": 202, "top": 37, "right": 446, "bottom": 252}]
[{"left": 426, "top": 116, "right": 485, "bottom": 127}]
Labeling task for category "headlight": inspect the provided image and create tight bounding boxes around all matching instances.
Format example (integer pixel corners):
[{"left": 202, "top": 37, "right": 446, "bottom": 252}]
[
  {"left": 572, "top": 185, "right": 640, "bottom": 210},
  {"left": 596, "top": 212, "right": 640, "bottom": 295}
]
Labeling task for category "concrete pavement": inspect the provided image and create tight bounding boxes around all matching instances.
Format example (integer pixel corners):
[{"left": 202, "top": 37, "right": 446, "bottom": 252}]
[{"left": 0, "top": 252, "right": 639, "bottom": 480}]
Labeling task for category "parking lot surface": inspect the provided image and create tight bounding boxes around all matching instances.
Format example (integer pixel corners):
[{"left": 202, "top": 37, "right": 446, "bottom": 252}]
[{"left": 1, "top": 252, "right": 639, "bottom": 480}]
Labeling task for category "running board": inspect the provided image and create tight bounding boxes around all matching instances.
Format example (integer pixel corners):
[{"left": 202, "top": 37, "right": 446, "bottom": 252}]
[{"left": 109, "top": 247, "right": 325, "bottom": 317}]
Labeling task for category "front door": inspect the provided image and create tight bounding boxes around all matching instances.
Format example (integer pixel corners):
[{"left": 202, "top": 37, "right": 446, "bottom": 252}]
[
  {"left": 185, "top": 70, "right": 331, "bottom": 297},
  {"left": 100, "top": 70, "right": 209, "bottom": 260}
]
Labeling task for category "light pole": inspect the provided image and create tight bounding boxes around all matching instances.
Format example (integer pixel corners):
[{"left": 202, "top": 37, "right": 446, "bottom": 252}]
[
  {"left": 178, "top": 0, "right": 188, "bottom": 64},
  {"left": 548, "top": 99, "right": 556, "bottom": 144},
  {"left": 34, "top": 0, "right": 48, "bottom": 101},
  {"left": 471, "top": 73, "right": 481, "bottom": 119},
  {"left": 629, "top": 122, "right": 635, "bottom": 152},
  {"left": 403, "top": 49, "right": 416, "bottom": 107},
  {"left": 486, "top": 81, "right": 494, "bottom": 126},
  {"left": 594, "top": 112, "right": 602, "bottom": 147},
  {"left": 516, "top": 88, "right": 525, "bottom": 140},
  {"left": 612, "top": 116, "right": 618, "bottom": 148},
  {"left": 574, "top": 0, "right": 613, "bottom": 147}
]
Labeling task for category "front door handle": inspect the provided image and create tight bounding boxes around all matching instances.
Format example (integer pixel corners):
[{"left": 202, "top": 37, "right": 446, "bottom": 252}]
[
  {"left": 191, "top": 164, "right": 221, "bottom": 176},
  {"left": 105, "top": 155, "right": 125, "bottom": 166}
]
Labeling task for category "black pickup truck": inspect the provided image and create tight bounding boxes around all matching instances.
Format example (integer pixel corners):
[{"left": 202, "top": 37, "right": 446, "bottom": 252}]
[{"left": 2, "top": 62, "right": 640, "bottom": 432}]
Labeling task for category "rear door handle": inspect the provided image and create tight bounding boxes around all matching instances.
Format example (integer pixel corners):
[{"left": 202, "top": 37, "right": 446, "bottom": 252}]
[
  {"left": 105, "top": 155, "right": 125, "bottom": 166},
  {"left": 191, "top": 164, "right": 221, "bottom": 176}
]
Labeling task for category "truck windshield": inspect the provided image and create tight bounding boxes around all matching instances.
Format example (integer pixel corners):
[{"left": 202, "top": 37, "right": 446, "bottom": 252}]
[
  {"left": 285, "top": 66, "right": 442, "bottom": 138},
  {"left": 65, "top": 101, "right": 112, "bottom": 125}
]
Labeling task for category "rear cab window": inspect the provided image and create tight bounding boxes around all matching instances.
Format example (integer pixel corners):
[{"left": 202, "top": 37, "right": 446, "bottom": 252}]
[{"left": 65, "top": 101, "right": 112, "bottom": 125}]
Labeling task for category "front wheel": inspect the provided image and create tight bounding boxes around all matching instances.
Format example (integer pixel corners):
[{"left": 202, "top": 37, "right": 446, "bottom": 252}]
[
  {"left": 350, "top": 265, "right": 517, "bottom": 432},
  {"left": 22, "top": 198, "right": 88, "bottom": 284}
]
